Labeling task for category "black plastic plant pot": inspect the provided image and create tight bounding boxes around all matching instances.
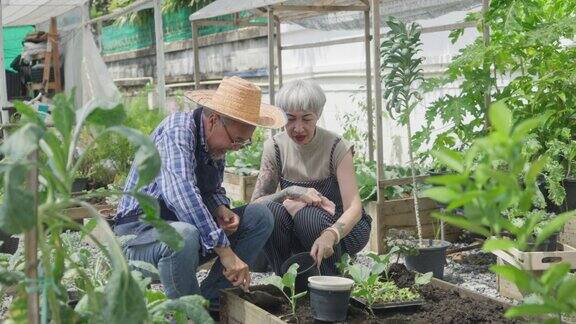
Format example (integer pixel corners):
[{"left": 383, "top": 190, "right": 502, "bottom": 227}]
[
  {"left": 563, "top": 179, "right": 576, "bottom": 212},
  {"left": 308, "top": 276, "right": 354, "bottom": 322},
  {"left": 405, "top": 239, "right": 451, "bottom": 279},
  {"left": 0, "top": 230, "right": 19, "bottom": 254},
  {"left": 280, "top": 252, "right": 318, "bottom": 293}
]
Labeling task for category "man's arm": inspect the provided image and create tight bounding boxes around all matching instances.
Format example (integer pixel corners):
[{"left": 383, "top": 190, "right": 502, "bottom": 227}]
[{"left": 157, "top": 123, "right": 229, "bottom": 252}]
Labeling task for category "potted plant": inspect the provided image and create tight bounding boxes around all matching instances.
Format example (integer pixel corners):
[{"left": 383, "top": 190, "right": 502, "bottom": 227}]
[{"left": 380, "top": 16, "right": 451, "bottom": 276}]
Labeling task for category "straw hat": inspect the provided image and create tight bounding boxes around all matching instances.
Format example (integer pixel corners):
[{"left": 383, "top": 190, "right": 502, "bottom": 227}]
[{"left": 185, "top": 76, "right": 286, "bottom": 129}]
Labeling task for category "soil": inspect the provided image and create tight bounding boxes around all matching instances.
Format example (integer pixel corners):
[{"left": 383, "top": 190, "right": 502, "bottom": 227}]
[{"left": 237, "top": 264, "right": 516, "bottom": 324}]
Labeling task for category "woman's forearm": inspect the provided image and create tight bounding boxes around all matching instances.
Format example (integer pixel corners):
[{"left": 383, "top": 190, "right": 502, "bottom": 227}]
[
  {"left": 253, "top": 186, "right": 308, "bottom": 204},
  {"left": 330, "top": 200, "right": 363, "bottom": 239}
]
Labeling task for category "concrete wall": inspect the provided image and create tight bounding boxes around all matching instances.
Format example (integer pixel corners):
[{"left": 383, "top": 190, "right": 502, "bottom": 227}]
[{"left": 101, "top": 9, "right": 481, "bottom": 165}]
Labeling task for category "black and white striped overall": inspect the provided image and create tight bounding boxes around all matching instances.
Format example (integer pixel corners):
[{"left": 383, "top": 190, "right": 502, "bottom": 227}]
[{"left": 264, "top": 137, "right": 372, "bottom": 275}]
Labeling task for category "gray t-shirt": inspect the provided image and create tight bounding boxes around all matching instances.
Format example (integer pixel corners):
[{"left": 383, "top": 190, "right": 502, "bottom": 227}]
[{"left": 261, "top": 127, "right": 354, "bottom": 182}]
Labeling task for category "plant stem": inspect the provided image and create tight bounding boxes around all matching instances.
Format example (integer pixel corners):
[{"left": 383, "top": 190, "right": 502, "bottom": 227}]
[{"left": 405, "top": 101, "right": 423, "bottom": 245}]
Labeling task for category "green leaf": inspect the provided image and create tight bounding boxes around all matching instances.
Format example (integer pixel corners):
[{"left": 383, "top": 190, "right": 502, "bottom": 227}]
[
  {"left": 109, "top": 126, "right": 160, "bottom": 189},
  {"left": 535, "top": 210, "right": 576, "bottom": 247},
  {"left": 1, "top": 123, "right": 44, "bottom": 160},
  {"left": 371, "top": 262, "right": 386, "bottom": 276},
  {"left": 489, "top": 101, "right": 513, "bottom": 134},
  {"left": 129, "top": 260, "right": 160, "bottom": 276},
  {"left": 51, "top": 93, "right": 75, "bottom": 141},
  {"left": 13, "top": 101, "right": 45, "bottom": 126},
  {"left": 557, "top": 276, "right": 576, "bottom": 301},
  {"left": 148, "top": 295, "right": 213, "bottom": 324},
  {"left": 265, "top": 275, "right": 285, "bottom": 292},
  {"left": 482, "top": 238, "right": 517, "bottom": 252},
  {"left": 414, "top": 272, "right": 433, "bottom": 286},
  {"left": 282, "top": 263, "right": 299, "bottom": 289},
  {"left": 86, "top": 104, "right": 127, "bottom": 127},
  {"left": 511, "top": 116, "right": 544, "bottom": 142},
  {"left": 81, "top": 218, "right": 98, "bottom": 240},
  {"left": 433, "top": 213, "right": 491, "bottom": 237},
  {"left": 0, "top": 164, "right": 36, "bottom": 234},
  {"left": 490, "top": 265, "right": 533, "bottom": 292},
  {"left": 540, "top": 263, "right": 570, "bottom": 287},
  {"left": 423, "top": 187, "right": 459, "bottom": 204},
  {"left": 132, "top": 193, "right": 183, "bottom": 251},
  {"left": 431, "top": 148, "right": 464, "bottom": 173},
  {"left": 504, "top": 303, "right": 560, "bottom": 318},
  {"left": 104, "top": 258, "right": 149, "bottom": 322},
  {"left": 349, "top": 265, "right": 370, "bottom": 284},
  {"left": 425, "top": 174, "right": 468, "bottom": 185}
]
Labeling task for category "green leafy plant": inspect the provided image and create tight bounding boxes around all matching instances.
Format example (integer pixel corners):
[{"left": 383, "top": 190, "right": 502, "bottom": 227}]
[
  {"left": 226, "top": 127, "right": 265, "bottom": 175},
  {"left": 380, "top": 16, "right": 427, "bottom": 245},
  {"left": 384, "top": 229, "right": 419, "bottom": 263},
  {"left": 0, "top": 93, "right": 210, "bottom": 322},
  {"left": 77, "top": 95, "right": 166, "bottom": 189},
  {"left": 414, "top": 1, "right": 576, "bottom": 208},
  {"left": 424, "top": 102, "right": 576, "bottom": 321},
  {"left": 265, "top": 263, "right": 307, "bottom": 318},
  {"left": 340, "top": 251, "right": 426, "bottom": 317}
]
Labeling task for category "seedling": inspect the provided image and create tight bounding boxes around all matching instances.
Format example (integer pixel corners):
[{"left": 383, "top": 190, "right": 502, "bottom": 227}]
[{"left": 265, "top": 263, "right": 307, "bottom": 318}]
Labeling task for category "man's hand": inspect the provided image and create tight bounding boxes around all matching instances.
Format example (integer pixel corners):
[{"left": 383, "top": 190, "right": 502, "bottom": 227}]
[
  {"left": 215, "top": 206, "right": 240, "bottom": 235},
  {"left": 214, "top": 247, "right": 251, "bottom": 291},
  {"left": 310, "top": 230, "right": 337, "bottom": 268}
]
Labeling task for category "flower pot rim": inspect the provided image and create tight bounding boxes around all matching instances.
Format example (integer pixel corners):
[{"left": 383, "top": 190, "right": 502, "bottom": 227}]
[
  {"left": 413, "top": 239, "right": 451, "bottom": 251},
  {"left": 308, "top": 275, "right": 354, "bottom": 291}
]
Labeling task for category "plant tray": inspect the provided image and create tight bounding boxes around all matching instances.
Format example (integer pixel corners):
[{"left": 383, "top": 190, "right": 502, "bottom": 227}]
[
  {"left": 350, "top": 296, "right": 424, "bottom": 310},
  {"left": 492, "top": 243, "right": 576, "bottom": 271}
]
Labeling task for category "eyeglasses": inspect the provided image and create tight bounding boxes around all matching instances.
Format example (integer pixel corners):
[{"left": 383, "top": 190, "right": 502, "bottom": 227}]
[{"left": 220, "top": 118, "right": 252, "bottom": 148}]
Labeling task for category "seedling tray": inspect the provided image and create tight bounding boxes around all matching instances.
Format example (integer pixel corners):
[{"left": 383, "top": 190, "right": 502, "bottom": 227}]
[{"left": 350, "top": 296, "right": 424, "bottom": 310}]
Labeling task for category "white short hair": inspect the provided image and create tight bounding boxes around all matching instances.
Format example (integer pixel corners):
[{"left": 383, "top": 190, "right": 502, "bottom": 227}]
[{"left": 276, "top": 79, "right": 326, "bottom": 117}]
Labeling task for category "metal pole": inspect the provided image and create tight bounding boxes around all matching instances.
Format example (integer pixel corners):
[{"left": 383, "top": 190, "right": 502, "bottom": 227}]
[
  {"left": 25, "top": 150, "right": 39, "bottom": 324},
  {"left": 275, "top": 18, "right": 283, "bottom": 89},
  {"left": 96, "top": 21, "right": 103, "bottom": 52},
  {"left": 364, "top": 10, "right": 374, "bottom": 161},
  {"left": 267, "top": 7, "right": 276, "bottom": 106},
  {"left": 371, "top": 0, "right": 384, "bottom": 203},
  {"left": 0, "top": 1, "right": 10, "bottom": 140},
  {"left": 192, "top": 21, "right": 201, "bottom": 89},
  {"left": 482, "top": 0, "right": 491, "bottom": 128},
  {"left": 153, "top": 0, "right": 166, "bottom": 110}
]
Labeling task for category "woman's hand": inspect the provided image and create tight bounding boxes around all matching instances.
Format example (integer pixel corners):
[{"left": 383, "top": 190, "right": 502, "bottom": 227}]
[
  {"left": 290, "top": 187, "right": 323, "bottom": 207},
  {"left": 310, "top": 230, "right": 338, "bottom": 267}
]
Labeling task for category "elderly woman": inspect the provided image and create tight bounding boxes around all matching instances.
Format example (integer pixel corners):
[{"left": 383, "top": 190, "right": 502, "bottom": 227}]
[{"left": 252, "top": 79, "right": 371, "bottom": 275}]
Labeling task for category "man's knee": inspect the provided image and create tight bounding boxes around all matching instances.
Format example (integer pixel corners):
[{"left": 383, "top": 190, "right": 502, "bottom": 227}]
[
  {"left": 170, "top": 222, "right": 200, "bottom": 249},
  {"left": 244, "top": 203, "right": 274, "bottom": 232}
]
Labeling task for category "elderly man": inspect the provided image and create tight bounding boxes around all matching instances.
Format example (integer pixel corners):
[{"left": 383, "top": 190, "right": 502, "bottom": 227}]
[{"left": 113, "top": 77, "right": 286, "bottom": 311}]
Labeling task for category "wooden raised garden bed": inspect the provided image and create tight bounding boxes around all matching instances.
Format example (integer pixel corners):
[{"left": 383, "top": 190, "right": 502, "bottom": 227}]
[
  {"left": 220, "top": 278, "right": 514, "bottom": 324},
  {"left": 493, "top": 243, "right": 576, "bottom": 300},
  {"left": 222, "top": 170, "right": 258, "bottom": 203},
  {"left": 366, "top": 176, "right": 462, "bottom": 254}
]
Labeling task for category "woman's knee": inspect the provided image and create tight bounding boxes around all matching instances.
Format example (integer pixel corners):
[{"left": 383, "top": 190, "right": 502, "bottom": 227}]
[{"left": 293, "top": 207, "right": 332, "bottom": 231}]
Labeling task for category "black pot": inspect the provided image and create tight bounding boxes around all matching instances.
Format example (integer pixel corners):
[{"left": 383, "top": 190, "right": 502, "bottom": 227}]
[
  {"left": 405, "top": 239, "right": 451, "bottom": 279},
  {"left": 72, "top": 178, "right": 89, "bottom": 193},
  {"left": 562, "top": 179, "right": 576, "bottom": 212},
  {"left": 309, "top": 286, "right": 351, "bottom": 322},
  {"left": 0, "top": 230, "right": 19, "bottom": 254},
  {"left": 280, "top": 252, "right": 318, "bottom": 293}
]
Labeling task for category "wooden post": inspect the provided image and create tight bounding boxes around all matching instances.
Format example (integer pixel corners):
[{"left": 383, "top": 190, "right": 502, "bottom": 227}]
[
  {"left": 25, "top": 150, "right": 39, "bottom": 324},
  {"left": 267, "top": 7, "right": 276, "bottom": 106},
  {"left": 482, "top": 0, "right": 491, "bottom": 128},
  {"left": 0, "top": 1, "right": 9, "bottom": 140},
  {"left": 371, "top": 0, "right": 384, "bottom": 203},
  {"left": 192, "top": 21, "right": 201, "bottom": 89},
  {"left": 96, "top": 21, "right": 103, "bottom": 51},
  {"left": 275, "top": 18, "right": 283, "bottom": 89},
  {"left": 364, "top": 9, "right": 374, "bottom": 161},
  {"left": 153, "top": 0, "right": 166, "bottom": 110}
]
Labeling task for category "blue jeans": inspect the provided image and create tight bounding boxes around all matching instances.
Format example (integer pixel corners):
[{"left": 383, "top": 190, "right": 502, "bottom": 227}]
[{"left": 121, "top": 203, "right": 274, "bottom": 307}]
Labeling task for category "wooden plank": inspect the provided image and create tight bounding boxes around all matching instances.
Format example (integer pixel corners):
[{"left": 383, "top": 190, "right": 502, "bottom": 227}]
[
  {"left": 221, "top": 288, "right": 285, "bottom": 324},
  {"left": 195, "top": 20, "right": 268, "bottom": 27},
  {"left": 192, "top": 22, "right": 201, "bottom": 89},
  {"left": 267, "top": 8, "right": 275, "bottom": 107},
  {"left": 272, "top": 5, "right": 368, "bottom": 12},
  {"left": 380, "top": 197, "right": 438, "bottom": 215},
  {"left": 421, "top": 21, "right": 477, "bottom": 34},
  {"left": 281, "top": 36, "right": 366, "bottom": 50},
  {"left": 372, "top": 0, "right": 384, "bottom": 190},
  {"left": 153, "top": 0, "right": 166, "bottom": 110},
  {"left": 363, "top": 9, "right": 374, "bottom": 161},
  {"left": 560, "top": 217, "right": 576, "bottom": 247},
  {"left": 493, "top": 243, "right": 576, "bottom": 270},
  {"left": 379, "top": 175, "right": 429, "bottom": 189},
  {"left": 275, "top": 18, "right": 283, "bottom": 88}
]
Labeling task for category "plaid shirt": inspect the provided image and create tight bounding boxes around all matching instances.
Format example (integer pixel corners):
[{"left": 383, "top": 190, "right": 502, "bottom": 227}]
[{"left": 116, "top": 111, "right": 231, "bottom": 253}]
